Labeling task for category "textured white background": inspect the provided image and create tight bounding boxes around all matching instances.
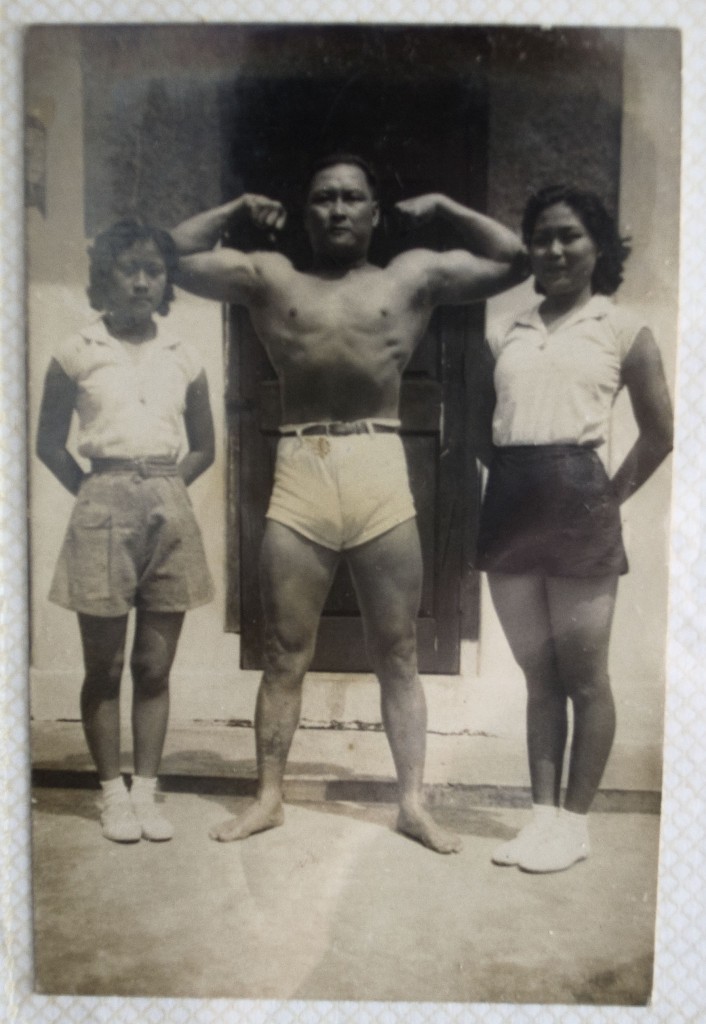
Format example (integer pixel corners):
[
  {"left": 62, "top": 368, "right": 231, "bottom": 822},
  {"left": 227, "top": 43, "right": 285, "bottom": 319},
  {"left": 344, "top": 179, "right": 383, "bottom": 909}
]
[{"left": 2, "top": 5, "right": 704, "bottom": 1022}]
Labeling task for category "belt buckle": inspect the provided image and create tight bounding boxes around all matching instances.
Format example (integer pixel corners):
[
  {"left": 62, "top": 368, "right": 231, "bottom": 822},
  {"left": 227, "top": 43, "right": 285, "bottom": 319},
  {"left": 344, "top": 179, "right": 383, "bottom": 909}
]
[
  {"left": 134, "top": 457, "right": 149, "bottom": 478},
  {"left": 329, "top": 421, "right": 364, "bottom": 436}
]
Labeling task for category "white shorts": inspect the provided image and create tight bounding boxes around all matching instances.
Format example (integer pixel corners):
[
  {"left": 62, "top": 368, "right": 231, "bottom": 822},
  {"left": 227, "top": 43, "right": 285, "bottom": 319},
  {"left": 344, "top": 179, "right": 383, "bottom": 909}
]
[{"left": 266, "top": 429, "right": 416, "bottom": 551}]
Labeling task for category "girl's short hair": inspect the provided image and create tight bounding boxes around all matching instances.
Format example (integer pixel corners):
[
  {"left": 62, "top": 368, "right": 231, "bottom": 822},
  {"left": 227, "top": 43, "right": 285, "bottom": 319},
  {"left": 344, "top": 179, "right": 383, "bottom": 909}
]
[
  {"left": 87, "top": 218, "right": 179, "bottom": 315},
  {"left": 521, "top": 184, "right": 631, "bottom": 296}
]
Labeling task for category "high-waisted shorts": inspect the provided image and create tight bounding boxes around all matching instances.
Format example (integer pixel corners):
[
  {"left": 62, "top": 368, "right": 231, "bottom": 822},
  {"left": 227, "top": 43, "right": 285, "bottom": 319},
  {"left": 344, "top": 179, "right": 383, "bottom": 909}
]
[
  {"left": 476, "top": 444, "right": 628, "bottom": 577},
  {"left": 266, "top": 428, "right": 416, "bottom": 551},
  {"left": 49, "top": 469, "right": 214, "bottom": 617}
]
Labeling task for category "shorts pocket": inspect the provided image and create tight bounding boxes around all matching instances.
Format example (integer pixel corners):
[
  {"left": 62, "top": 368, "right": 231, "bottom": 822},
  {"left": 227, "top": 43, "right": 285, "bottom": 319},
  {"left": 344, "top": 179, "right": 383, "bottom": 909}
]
[
  {"left": 66, "top": 503, "right": 112, "bottom": 602},
  {"left": 167, "top": 475, "right": 197, "bottom": 523}
]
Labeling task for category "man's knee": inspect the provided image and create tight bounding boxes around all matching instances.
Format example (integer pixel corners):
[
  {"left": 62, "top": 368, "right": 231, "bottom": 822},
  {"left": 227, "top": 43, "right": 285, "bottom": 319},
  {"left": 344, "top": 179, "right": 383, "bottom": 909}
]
[
  {"left": 368, "top": 623, "right": 418, "bottom": 684},
  {"left": 262, "top": 623, "right": 315, "bottom": 687}
]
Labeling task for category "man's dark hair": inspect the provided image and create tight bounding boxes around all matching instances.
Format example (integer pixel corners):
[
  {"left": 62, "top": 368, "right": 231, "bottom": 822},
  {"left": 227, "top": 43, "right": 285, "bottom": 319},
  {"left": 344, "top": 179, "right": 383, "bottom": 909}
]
[
  {"left": 87, "top": 218, "right": 179, "bottom": 315},
  {"left": 306, "top": 153, "right": 379, "bottom": 200},
  {"left": 522, "top": 184, "right": 631, "bottom": 296}
]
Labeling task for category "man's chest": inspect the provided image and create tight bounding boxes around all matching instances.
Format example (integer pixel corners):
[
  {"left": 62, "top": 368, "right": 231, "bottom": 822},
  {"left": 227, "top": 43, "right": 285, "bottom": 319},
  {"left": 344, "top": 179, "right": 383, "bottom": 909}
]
[{"left": 265, "top": 271, "right": 421, "bottom": 338}]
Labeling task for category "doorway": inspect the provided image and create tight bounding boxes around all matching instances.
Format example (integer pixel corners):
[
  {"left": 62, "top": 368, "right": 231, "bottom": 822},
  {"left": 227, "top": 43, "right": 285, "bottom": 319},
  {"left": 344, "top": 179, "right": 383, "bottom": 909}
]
[{"left": 220, "top": 27, "right": 491, "bottom": 672}]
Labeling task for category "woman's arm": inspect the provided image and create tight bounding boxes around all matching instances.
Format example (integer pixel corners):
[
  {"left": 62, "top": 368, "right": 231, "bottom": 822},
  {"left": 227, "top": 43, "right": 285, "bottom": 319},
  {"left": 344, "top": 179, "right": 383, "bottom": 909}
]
[
  {"left": 35, "top": 359, "right": 85, "bottom": 496},
  {"left": 179, "top": 370, "right": 216, "bottom": 486},
  {"left": 610, "top": 327, "right": 674, "bottom": 504}
]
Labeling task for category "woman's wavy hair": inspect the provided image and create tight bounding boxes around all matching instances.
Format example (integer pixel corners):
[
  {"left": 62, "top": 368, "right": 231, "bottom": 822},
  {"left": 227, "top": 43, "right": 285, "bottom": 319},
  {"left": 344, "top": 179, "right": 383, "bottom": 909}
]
[
  {"left": 521, "top": 185, "right": 631, "bottom": 296},
  {"left": 87, "top": 218, "right": 179, "bottom": 315}
]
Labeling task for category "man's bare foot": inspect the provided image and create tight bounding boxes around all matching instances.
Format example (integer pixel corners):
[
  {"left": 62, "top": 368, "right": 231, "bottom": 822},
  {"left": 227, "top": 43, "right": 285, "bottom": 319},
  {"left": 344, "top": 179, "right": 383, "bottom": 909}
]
[
  {"left": 209, "top": 799, "right": 285, "bottom": 842},
  {"left": 397, "top": 807, "right": 462, "bottom": 854}
]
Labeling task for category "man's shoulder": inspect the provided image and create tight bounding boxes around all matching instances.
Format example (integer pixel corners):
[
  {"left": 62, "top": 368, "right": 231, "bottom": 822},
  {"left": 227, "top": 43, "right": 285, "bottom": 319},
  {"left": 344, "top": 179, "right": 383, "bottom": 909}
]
[{"left": 241, "top": 250, "right": 301, "bottom": 294}]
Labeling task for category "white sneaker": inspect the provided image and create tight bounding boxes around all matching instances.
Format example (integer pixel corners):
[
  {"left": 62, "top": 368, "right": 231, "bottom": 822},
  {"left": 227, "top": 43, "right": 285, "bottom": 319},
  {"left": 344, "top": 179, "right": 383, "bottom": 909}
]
[
  {"left": 518, "top": 820, "right": 590, "bottom": 873},
  {"left": 491, "top": 812, "right": 556, "bottom": 866},
  {"left": 100, "top": 798, "right": 141, "bottom": 843},
  {"left": 131, "top": 796, "right": 174, "bottom": 842}
]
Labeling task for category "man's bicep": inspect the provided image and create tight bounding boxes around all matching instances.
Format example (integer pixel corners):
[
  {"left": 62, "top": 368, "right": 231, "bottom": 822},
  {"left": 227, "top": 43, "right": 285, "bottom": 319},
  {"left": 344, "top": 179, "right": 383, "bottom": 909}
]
[
  {"left": 428, "top": 250, "right": 524, "bottom": 305},
  {"left": 176, "top": 249, "right": 261, "bottom": 305}
]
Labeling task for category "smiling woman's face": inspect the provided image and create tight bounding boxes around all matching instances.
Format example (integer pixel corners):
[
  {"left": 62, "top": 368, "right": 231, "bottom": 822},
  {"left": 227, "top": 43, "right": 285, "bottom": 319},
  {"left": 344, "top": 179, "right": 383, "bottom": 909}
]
[{"left": 529, "top": 202, "right": 599, "bottom": 301}]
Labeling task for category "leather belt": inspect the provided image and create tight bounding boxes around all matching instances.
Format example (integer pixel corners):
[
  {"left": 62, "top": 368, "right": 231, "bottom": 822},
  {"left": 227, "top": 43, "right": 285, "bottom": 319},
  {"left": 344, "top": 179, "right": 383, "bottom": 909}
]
[
  {"left": 90, "top": 458, "right": 180, "bottom": 477},
  {"left": 279, "top": 421, "right": 399, "bottom": 437}
]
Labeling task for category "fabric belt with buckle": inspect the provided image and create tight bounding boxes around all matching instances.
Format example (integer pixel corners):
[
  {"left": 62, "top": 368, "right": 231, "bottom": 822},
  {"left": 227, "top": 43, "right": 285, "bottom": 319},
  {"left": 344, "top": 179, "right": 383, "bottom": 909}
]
[
  {"left": 279, "top": 421, "right": 400, "bottom": 437},
  {"left": 90, "top": 458, "right": 180, "bottom": 478}
]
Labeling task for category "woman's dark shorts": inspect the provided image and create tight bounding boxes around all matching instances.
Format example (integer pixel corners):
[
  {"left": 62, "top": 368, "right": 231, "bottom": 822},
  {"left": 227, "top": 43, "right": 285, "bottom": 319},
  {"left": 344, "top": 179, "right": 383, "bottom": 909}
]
[
  {"left": 476, "top": 445, "right": 628, "bottom": 577},
  {"left": 49, "top": 470, "right": 214, "bottom": 617}
]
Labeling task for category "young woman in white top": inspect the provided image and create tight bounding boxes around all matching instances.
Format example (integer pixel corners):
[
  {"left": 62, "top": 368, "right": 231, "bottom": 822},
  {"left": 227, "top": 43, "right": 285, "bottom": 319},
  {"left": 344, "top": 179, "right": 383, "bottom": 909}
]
[
  {"left": 477, "top": 185, "right": 673, "bottom": 873},
  {"left": 36, "top": 220, "right": 215, "bottom": 843}
]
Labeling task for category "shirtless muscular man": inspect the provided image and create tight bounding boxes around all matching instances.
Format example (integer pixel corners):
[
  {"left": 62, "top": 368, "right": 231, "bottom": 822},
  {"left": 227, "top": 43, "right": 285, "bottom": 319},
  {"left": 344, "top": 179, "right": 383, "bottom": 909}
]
[{"left": 173, "top": 155, "right": 527, "bottom": 853}]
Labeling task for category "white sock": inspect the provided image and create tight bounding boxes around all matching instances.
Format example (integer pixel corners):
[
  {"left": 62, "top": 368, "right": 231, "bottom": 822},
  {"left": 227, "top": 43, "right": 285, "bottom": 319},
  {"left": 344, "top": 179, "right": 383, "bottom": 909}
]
[
  {"left": 560, "top": 808, "right": 589, "bottom": 839},
  {"left": 532, "top": 803, "right": 558, "bottom": 822},
  {"left": 100, "top": 776, "right": 129, "bottom": 803},
  {"left": 130, "top": 775, "right": 158, "bottom": 801}
]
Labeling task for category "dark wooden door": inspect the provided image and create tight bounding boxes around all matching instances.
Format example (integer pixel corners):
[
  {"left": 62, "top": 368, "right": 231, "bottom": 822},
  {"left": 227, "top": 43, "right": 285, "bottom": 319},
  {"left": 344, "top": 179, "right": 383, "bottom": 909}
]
[{"left": 221, "top": 28, "right": 490, "bottom": 672}]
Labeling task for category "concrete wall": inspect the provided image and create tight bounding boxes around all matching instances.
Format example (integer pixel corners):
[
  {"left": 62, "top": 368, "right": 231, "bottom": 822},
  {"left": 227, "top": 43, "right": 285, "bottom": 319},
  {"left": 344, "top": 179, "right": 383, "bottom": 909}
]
[{"left": 27, "top": 29, "right": 679, "bottom": 761}]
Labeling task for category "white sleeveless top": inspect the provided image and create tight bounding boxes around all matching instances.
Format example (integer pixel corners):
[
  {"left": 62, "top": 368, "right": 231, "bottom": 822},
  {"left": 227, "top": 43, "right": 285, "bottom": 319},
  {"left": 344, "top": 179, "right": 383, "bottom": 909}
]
[
  {"left": 54, "top": 316, "right": 203, "bottom": 460},
  {"left": 487, "top": 295, "right": 647, "bottom": 447}
]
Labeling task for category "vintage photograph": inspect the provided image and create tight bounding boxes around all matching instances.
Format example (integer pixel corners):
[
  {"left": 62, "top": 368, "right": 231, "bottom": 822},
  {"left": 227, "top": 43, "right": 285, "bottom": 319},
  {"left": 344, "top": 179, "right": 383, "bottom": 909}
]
[{"left": 25, "top": 23, "right": 679, "bottom": 1004}]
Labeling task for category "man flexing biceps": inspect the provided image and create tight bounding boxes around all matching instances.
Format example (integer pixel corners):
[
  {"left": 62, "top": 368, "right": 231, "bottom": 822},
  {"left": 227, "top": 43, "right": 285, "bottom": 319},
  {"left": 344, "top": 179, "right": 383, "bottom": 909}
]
[{"left": 173, "top": 154, "right": 527, "bottom": 853}]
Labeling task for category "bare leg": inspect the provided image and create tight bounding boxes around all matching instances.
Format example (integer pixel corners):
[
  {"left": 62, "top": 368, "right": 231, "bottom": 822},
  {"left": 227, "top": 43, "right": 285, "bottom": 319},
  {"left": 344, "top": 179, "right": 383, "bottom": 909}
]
[
  {"left": 348, "top": 520, "right": 461, "bottom": 854},
  {"left": 130, "top": 610, "right": 184, "bottom": 777},
  {"left": 78, "top": 613, "right": 128, "bottom": 781},
  {"left": 487, "top": 573, "right": 567, "bottom": 807},
  {"left": 210, "top": 522, "right": 339, "bottom": 841},
  {"left": 546, "top": 575, "right": 618, "bottom": 814}
]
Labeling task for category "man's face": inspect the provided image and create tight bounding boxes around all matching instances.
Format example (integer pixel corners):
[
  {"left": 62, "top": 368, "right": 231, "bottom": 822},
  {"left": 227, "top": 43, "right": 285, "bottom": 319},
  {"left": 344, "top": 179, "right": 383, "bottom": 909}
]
[{"left": 304, "top": 164, "right": 380, "bottom": 264}]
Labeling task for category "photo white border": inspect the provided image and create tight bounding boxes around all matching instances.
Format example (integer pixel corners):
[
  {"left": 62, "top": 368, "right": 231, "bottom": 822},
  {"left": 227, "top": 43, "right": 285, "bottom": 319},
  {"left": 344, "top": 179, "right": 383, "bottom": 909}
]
[{"left": 3, "top": 4, "right": 704, "bottom": 1022}]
